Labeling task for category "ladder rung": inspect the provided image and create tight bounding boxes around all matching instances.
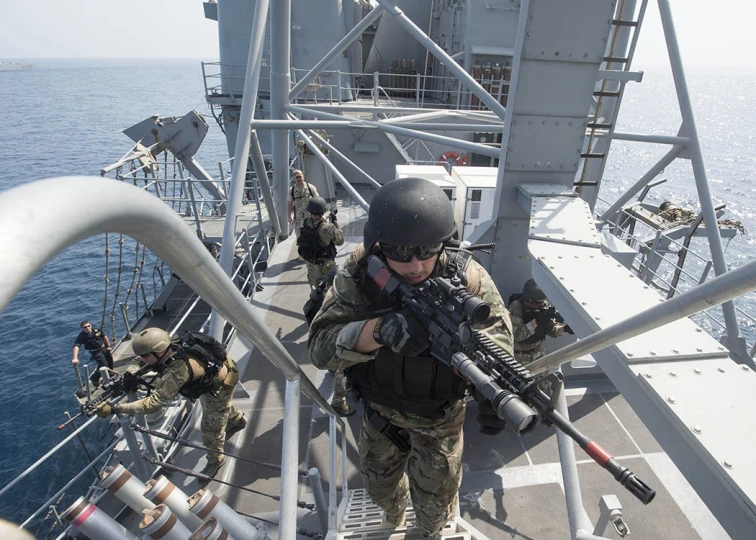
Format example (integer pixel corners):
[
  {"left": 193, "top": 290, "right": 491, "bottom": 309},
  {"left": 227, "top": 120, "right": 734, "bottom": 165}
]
[
  {"left": 604, "top": 56, "right": 629, "bottom": 63},
  {"left": 587, "top": 122, "right": 612, "bottom": 130},
  {"left": 593, "top": 90, "right": 621, "bottom": 97},
  {"left": 612, "top": 19, "right": 639, "bottom": 27},
  {"left": 581, "top": 153, "right": 605, "bottom": 159}
]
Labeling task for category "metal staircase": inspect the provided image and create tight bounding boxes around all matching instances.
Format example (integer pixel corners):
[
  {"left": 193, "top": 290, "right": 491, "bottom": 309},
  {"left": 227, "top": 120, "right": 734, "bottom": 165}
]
[{"left": 337, "top": 489, "right": 472, "bottom": 539}]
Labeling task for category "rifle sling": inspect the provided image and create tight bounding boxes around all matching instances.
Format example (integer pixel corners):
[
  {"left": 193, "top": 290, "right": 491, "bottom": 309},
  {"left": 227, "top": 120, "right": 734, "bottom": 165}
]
[{"left": 365, "top": 404, "right": 411, "bottom": 453}]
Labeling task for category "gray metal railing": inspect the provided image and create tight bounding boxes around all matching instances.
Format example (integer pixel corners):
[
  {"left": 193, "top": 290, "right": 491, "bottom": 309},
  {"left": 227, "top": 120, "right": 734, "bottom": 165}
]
[{"left": 0, "top": 177, "right": 347, "bottom": 538}]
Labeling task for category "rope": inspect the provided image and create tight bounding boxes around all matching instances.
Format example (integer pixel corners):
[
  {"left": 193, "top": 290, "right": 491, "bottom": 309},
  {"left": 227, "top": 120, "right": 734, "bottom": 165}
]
[
  {"left": 143, "top": 457, "right": 315, "bottom": 510},
  {"left": 121, "top": 243, "right": 142, "bottom": 328},
  {"left": 101, "top": 234, "right": 111, "bottom": 332}
]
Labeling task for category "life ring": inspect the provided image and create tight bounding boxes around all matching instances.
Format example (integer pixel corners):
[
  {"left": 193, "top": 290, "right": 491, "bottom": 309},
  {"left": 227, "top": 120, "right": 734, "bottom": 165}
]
[{"left": 439, "top": 151, "right": 467, "bottom": 167}]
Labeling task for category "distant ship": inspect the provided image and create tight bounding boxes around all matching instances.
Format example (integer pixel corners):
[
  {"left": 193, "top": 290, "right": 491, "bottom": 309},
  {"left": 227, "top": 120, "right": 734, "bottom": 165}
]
[{"left": 0, "top": 61, "right": 32, "bottom": 71}]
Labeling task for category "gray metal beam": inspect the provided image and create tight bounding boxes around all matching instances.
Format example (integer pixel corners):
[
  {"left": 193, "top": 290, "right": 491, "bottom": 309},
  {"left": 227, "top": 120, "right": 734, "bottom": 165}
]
[
  {"left": 270, "top": 0, "right": 293, "bottom": 239},
  {"left": 252, "top": 119, "right": 503, "bottom": 132},
  {"left": 291, "top": 121, "right": 369, "bottom": 210},
  {"left": 528, "top": 256, "right": 756, "bottom": 374},
  {"left": 375, "top": 0, "right": 508, "bottom": 120},
  {"left": 305, "top": 130, "right": 382, "bottom": 190},
  {"left": 250, "top": 131, "right": 281, "bottom": 237},
  {"left": 607, "top": 132, "right": 691, "bottom": 145},
  {"left": 210, "top": 0, "right": 270, "bottom": 341},
  {"left": 657, "top": 0, "right": 748, "bottom": 362},
  {"left": 289, "top": 6, "right": 385, "bottom": 100},
  {"left": 286, "top": 104, "right": 501, "bottom": 158}
]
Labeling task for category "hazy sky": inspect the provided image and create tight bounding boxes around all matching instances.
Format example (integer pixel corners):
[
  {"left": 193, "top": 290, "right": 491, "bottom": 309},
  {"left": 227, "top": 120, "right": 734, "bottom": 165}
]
[{"left": 1, "top": 0, "right": 753, "bottom": 69}]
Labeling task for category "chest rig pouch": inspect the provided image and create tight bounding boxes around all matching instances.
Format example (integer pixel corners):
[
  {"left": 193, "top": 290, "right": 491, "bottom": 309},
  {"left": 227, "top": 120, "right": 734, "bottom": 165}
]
[
  {"left": 345, "top": 250, "right": 469, "bottom": 418},
  {"left": 158, "top": 343, "right": 224, "bottom": 401}
]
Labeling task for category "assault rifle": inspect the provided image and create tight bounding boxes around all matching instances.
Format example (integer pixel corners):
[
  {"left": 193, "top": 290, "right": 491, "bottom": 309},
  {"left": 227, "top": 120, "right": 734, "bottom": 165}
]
[
  {"left": 58, "top": 365, "right": 153, "bottom": 430},
  {"left": 526, "top": 304, "right": 574, "bottom": 335},
  {"left": 366, "top": 255, "right": 655, "bottom": 504}
]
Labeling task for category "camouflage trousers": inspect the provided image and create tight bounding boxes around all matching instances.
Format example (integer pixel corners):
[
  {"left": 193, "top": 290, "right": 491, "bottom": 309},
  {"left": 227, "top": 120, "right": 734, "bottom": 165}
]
[
  {"left": 330, "top": 369, "right": 348, "bottom": 407},
  {"left": 292, "top": 217, "right": 304, "bottom": 238},
  {"left": 514, "top": 343, "right": 546, "bottom": 366},
  {"left": 200, "top": 359, "right": 244, "bottom": 467},
  {"left": 307, "top": 259, "right": 336, "bottom": 288},
  {"left": 359, "top": 399, "right": 465, "bottom": 536}
]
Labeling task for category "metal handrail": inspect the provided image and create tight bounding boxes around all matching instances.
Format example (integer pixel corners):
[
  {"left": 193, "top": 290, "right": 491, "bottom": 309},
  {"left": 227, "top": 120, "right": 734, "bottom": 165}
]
[
  {"left": 0, "top": 177, "right": 345, "bottom": 536},
  {"left": 528, "top": 256, "right": 756, "bottom": 374}
]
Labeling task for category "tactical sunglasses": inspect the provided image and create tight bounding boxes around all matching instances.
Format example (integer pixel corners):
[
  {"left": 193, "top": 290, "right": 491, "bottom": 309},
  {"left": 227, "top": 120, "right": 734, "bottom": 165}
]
[{"left": 380, "top": 243, "right": 443, "bottom": 263}]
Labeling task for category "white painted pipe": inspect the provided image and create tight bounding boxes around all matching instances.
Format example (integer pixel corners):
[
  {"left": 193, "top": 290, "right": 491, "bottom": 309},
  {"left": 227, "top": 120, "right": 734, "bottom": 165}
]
[
  {"left": 189, "top": 516, "right": 234, "bottom": 540},
  {"left": 61, "top": 496, "right": 137, "bottom": 539},
  {"left": 143, "top": 475, "right": 203, "bottom": 530},
  {"left": 100, "top": 464, "right": 156, "bottom": 513},
  {"left": 139, "top": 504, "right": 193, "bottom": 540},
  {"left": 188, "top": 488, "right": 265, "bottom": 539}
]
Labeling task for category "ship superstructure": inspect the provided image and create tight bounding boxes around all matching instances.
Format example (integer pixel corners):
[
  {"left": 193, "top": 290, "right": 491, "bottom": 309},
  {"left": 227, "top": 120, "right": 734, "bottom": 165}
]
[{"left": 1, "top": 1, "right": 755, "bottom": 539}]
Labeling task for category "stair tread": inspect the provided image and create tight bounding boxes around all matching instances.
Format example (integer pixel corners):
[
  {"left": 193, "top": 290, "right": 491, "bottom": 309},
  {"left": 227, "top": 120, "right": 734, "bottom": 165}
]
[{"left": 338, "top": 489, "right": 470, "bottom": 539}]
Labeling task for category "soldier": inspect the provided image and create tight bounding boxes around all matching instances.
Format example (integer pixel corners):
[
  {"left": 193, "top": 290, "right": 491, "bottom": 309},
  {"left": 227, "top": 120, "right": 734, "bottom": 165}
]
[
  {"left": 308, "top": 177, "right": 512, "bottom": 538},
  {"left": 508, "top": 279, "right": 569, "bottom": 365},
  {"left": 96, "top": 328, "right": 246, "bottom": 480},
  {"left": 303, "top": 266, "right": 355, "bottom": 416},
  {"left": 72, "top": 320, "right": 113, "bottom": 388},
  {"left": 298, "top": 196, "right": 344, "bottom": 289},
  {"left": 287, "top": 169, "right": 320, "bottom": 241}
]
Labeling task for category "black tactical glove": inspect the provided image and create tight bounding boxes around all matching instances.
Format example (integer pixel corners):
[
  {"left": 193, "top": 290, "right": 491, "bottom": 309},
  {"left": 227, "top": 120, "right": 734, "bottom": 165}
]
[
  {"left": 373, "top": 310, "right": 430, "bottom": 357},
  {"left": 122, "top": 371, "right": 140, "bottom": 392},
  {"left": 564, "top": 325, "right": 574, "bottom": 335},
  {"left": 474, "top": 391, "right": 508, "bottom": 436}
]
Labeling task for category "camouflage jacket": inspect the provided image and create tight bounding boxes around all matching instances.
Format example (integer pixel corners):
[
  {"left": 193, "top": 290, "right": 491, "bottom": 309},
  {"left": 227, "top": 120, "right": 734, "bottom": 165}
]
[
  {"left": 508, "top": 299, "right": 561, "bottom": 352},
  {"left": 118, "top": 353, "right": 227, "bottom": 416},
  {"left": 308, "top": 246, "right": 514, "bottom": 372}
]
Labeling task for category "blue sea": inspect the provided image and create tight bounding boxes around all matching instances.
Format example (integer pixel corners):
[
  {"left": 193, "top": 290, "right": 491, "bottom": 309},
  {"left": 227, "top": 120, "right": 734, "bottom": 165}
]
[
  {"left": 0, "top": 59, "right": 229, "bottom": 532},
  {"left": 1, "top": 59, "right": 755, "bottom": 533}
]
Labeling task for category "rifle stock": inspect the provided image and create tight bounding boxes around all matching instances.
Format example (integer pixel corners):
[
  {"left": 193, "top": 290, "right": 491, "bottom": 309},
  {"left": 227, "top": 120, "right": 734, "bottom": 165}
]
[{"left": 366, "top": 254, "right": 655, "bottom": 504}]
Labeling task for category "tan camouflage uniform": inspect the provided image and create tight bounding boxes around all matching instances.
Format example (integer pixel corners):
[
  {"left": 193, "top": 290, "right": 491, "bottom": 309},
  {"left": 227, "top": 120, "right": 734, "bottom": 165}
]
[
  {"left": 303, "top": 214, "right": 343, "bottom": 288},
  {"left": 118, "top": 355, "right": 243, "bottom": 467},
  {"left": 509, "top": 298, "right": 562, "bottom": 365},
  {"left": 289, "top": 182, "right": 320, "bottom": 238},
  {"left": 309, "top": 246, "right": 513, "bottom": 536}
]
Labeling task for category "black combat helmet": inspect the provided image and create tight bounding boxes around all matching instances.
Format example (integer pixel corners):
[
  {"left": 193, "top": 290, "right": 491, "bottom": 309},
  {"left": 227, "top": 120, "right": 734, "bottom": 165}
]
[
  {"left": 659, "top": 201, "right": 677, "bottom": 212},
  {"left": 307, "top": 197, "right": 327, "bottom": 215},
  {"left": 364, "top": 177, "right": 456, "bottom": 250},
  {"left": 522, "top": 279, "right": 547, "bottom": 302}
]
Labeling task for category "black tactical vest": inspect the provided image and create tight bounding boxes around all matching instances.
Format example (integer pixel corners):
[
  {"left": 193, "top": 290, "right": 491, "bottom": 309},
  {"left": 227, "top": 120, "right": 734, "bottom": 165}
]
[
  {"left": 158, "top": 349, "right": 224, "bottom": 401},
  {"left": 345, "top": 251, "right": 468, "bottom": 418}
]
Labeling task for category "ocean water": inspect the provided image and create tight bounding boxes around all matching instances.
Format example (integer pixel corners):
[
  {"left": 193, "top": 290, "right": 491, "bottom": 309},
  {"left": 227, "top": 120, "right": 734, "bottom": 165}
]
[
  {"left": 1, "top": 59, "right": 755, "bottom": 532},
  {"left": 0, "top": 59, "right": 229, "bottom": 531}
]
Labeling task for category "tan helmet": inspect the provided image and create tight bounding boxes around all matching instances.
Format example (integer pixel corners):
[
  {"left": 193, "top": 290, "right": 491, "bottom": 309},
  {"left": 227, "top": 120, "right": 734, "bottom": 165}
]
[{"left": 132, "top": 328, "right": 172, "bottom": 356}]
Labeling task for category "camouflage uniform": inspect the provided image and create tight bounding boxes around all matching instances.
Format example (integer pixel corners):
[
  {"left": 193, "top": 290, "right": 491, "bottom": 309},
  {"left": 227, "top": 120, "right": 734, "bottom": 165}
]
[
  {"left": 118, "top": 355, "right": 243, "bottom": 467},
  {"left": 289, "top": 182, "right": 320, "bottom": 238},
  {"left": 309, "top": 246, "right": 513, "bottom": 536},
  {"left": 509, "top": 298, "right": 562, "bottom": 365},
  {"left": 303, "top": 214, "right": 343, "bottom": 288}
]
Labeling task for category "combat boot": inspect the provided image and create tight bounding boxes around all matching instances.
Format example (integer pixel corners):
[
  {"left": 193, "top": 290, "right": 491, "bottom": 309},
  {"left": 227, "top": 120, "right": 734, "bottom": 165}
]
[
  {"left": 381, "top": 508, "right": 406, "bottom": 529},
  {"left": 225, "top": 415, "right": 247, "bottom": 439},
  {"left": 198, "top": 455, "right": 225, "bottom": 485}
]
